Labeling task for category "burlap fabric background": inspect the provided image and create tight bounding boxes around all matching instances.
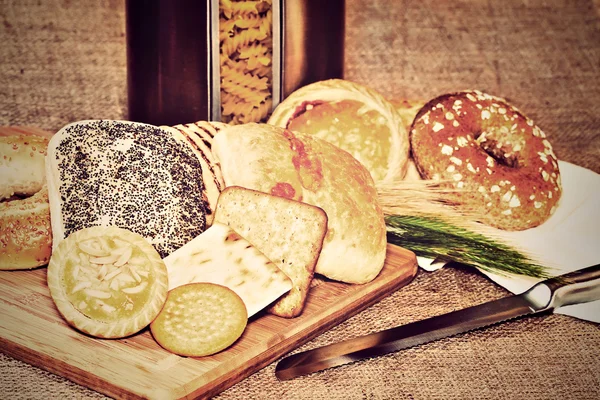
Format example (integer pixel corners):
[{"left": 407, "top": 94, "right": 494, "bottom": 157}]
[{"left": 1, "top": 0, "right": 599, "bottom": 399}]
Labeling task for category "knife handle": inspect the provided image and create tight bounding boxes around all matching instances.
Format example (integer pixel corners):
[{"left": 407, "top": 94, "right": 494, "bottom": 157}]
[{"left": 525, "top": 263, "right": 600, "bottom": 311}]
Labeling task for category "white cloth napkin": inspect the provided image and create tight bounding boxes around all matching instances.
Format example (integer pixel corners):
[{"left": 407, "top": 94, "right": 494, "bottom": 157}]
[{"left": 418, "top": 161, "right": 600, "bottom": 323}]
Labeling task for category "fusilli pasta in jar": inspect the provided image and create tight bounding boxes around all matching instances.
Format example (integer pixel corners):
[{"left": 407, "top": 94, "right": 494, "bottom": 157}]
[{"left": 219, "top": 0, "right": 273, "bottom": 124}]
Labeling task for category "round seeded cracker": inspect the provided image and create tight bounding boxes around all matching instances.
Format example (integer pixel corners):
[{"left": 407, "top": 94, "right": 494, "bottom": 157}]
[
  {"left": 150, "top": 283, "right": 247, "bottom": 357},
  {"left": 47, "top": 226, "right": 169, "bottom": 338}
]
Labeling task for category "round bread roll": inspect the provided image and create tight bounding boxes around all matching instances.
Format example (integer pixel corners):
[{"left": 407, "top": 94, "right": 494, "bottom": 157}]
[
  {"left": 268, "top": 79, "right": 409, "bottom": 183},
  {"left": 0, "top": 187, "right": 52, "bottom": 270},
  {"left": 211, "top": 123, "right": 387, "bottom": 284},
  {"left": 0, "top": 135, "right": 52, "bottom": 270},
  {"left": 0, "top": 135, "right": 48, "bottom": 200},
  {"left": 410, "top": 90, "right": 562, "bottom": 231}
]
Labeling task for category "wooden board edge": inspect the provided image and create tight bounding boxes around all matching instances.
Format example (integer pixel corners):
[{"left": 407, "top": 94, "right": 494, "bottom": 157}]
[{"left": 0, "top": 335, "right": 137, "bottom": 400}]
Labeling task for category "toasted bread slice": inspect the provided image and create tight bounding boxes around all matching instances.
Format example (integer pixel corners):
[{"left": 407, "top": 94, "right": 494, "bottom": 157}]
[{"left": 214, "top": 186, "right": 328, "bottom": 318}]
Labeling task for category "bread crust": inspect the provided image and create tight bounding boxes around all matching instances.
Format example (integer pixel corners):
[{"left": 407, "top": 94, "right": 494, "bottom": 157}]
[
  {"left": 164, "top": 120, "right": 229, "bottom": 225},
  {"left": 268, "top": 79, "right": 410, "bottom": 183},
  {"left": 0, "top": 187, "right": 52, "bottom": 270},
  {"left": 0, "top": 135, "right": 52, "bottom": 270},
  {"left": 410, "top": 90, "right": 562, "bottom": 230},
  {"left": 212, "top": 123, "right": 387, "bottom": 284},
  {"left": 0, "top": 135, "right": 48, "bottom": 200}
]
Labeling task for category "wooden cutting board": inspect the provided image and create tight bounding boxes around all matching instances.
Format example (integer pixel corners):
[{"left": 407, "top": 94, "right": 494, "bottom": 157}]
[{"left": 0, "top": 126, "right": 418, "bottom": 399}]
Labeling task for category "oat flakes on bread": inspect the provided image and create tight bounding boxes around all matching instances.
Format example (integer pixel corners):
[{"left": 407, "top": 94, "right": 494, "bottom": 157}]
[
  {"left": 214, "top": 186, "right": 328, "bottom": 318},
  {"left": 212, "top": 124, "right": 387, "bottom": 284},
  {"left": 410, "top": 91, "right": 562, "bottom": 230}
]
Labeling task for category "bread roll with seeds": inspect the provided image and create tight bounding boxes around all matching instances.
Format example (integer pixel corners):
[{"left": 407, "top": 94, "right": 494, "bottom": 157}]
[
  {"left": 410, "top": 90, "right": 562, "bottom": 231},
  {"left": 46, "top": 120, "right": 211, "bottom": 257},
  {"left": 0, "top": 135, "right": 52, "bottom": 270}
]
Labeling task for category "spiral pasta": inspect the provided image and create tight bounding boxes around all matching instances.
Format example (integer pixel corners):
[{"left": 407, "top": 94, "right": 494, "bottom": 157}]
[{"left": 219, "top": 0, "right": 273, "bottom": 124}]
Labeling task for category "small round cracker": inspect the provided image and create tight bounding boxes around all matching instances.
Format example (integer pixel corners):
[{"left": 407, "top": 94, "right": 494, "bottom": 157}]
[
  {"left": 150, "top": 283, "right": 248, "bottom": 357},
  {"left": 47, "top": 226, "right": 168, "bottom": 338}
]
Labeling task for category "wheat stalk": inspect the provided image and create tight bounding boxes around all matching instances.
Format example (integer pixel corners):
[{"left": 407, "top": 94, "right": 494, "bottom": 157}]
[{"left": 377, "top": 180, "right": 550, "bottom": 279}]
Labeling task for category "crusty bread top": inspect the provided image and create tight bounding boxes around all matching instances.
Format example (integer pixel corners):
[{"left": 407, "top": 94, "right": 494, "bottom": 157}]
[
  {"left": 267, "top": 78, "right": 410, "bottom": 183},
  {"left": 214, "top": 186, "right": 328, "bottom": 318},
  {"left": 211, "top": 123, "right": 388, "bottom": 284},
  {"left": 0, "top": 135, "right": 48, "bottom": 200}
]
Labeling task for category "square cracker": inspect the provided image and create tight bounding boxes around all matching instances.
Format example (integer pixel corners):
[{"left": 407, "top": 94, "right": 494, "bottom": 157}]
[{"left": 214, "top": 186, "right": 328, "bottom": 318}]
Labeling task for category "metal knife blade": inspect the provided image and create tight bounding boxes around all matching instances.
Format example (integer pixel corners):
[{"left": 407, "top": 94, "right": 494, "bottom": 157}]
[{"left": 275, "top": 263, "right": 600, "bottom": 381}]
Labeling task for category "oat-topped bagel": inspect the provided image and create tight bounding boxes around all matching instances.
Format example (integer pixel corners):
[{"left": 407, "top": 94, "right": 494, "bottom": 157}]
[{"left": 410, "top": 90, "right": 562, "bottom": 231}]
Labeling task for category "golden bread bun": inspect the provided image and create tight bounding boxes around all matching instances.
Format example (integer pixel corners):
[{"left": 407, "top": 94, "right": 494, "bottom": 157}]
[
  {"left": 212, "top": 123, "right": 387, "bottom": 284},
  {"left": 268, "top": 79, "right": 409, "bottom": 183},
  {"left": 0, "top": 187, "right": 52, "bottom": 270},
  {"left": 0, "top": 135, "right": 48, "bottom": 200},
  {"left": 0, "top": 135, "right": 52, "bottom": 270}
]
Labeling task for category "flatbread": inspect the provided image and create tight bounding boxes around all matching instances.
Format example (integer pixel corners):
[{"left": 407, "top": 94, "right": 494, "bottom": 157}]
[
  {"left": 211, "top": 123, "right": 387, "bottom": 284},
  {"left": 163, "top": 222, "right": 292, "bottom": 317}
]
